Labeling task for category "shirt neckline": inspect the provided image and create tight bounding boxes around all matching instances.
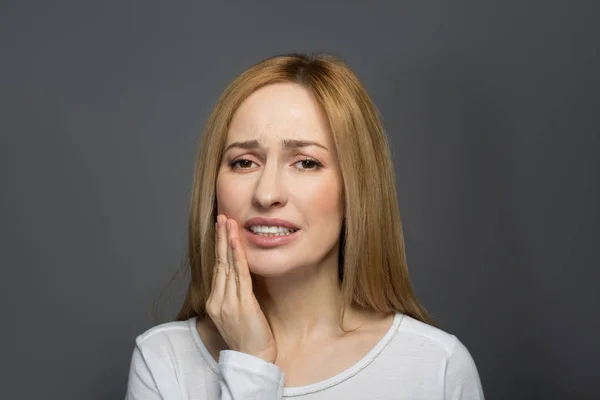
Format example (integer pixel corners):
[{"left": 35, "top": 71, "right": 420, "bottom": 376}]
[{"left": 189, "top": 312, "right": 403, "bottom": 396}]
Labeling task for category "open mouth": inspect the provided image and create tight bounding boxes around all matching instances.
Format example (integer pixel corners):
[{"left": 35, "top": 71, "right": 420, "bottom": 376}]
[
  {"left": 247, "top": 227, "right": 300, "bottom": 237},
  {"left": 244, "top": 226, "right": 300, "bottom": 248}
]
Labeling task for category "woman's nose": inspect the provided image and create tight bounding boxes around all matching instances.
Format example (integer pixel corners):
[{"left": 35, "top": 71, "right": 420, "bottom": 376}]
[{"left": 252, "top": 163, "right": 287, "bottom": 209}]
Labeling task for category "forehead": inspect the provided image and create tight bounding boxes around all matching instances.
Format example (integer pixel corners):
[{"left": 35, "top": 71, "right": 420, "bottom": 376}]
[{"left": 226, "top": 82, "right": 332, "bottom": 146}]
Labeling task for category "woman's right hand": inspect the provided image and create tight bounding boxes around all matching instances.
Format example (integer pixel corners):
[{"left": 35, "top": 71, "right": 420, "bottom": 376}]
[{"left": 205, "top": 214, "right": 278, "bottom": 364}]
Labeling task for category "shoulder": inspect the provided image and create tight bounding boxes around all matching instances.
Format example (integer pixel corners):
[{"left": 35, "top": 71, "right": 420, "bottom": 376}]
[
  {"left": 394, "top": 314, "right": 469, "bottom": 358},
  {"left": 127, "top": 319, "right": 217, "bottom": 398},
  {"left": 390, "top": 315, "right": 484, "bottom": 397},
  {"left": 134, "top": 319, "right": 198, "bottom": 358},
  {"left": 136, "top": 319, "right": 191, "bottom": 343}
]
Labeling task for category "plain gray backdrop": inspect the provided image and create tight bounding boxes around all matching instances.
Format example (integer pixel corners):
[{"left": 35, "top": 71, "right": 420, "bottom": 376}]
[{"left": 1, "top": 1, "right": 598, "bottom": 399}]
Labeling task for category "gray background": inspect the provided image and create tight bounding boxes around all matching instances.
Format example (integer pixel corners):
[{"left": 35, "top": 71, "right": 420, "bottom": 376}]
[{"left": 1, "top": 1, "right": 598, "bottom": 399}]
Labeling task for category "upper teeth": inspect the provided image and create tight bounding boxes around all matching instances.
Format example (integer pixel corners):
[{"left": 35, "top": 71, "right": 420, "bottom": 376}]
[{"left": 249, "top": 226, "right": 296, "bottom": 234}]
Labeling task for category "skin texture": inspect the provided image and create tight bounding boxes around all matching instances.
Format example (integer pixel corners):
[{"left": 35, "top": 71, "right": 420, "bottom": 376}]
[
  {"left": 203, "top": 83, "right": 394, "bottom": 384},
  {"left": 216, "top": 82, "right": 344, "bottom": 279}
]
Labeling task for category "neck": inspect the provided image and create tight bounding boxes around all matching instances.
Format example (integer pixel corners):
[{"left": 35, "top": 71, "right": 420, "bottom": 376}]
[{"left": 252, "top": 248, "right": 356, "bottom": 349}]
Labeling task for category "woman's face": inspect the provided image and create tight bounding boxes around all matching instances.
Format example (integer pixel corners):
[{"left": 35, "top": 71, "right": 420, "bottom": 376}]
[{"left": 216, "top": 82, "right": 343, "bottom": 277}]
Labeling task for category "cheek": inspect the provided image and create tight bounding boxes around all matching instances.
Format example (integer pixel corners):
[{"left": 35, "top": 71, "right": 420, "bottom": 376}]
[
  {"left": 215, "top": 173, "right": 240, "bottom": 215},
  {"left": 296, "top": 175, "right": 343, "bottom": 216}
]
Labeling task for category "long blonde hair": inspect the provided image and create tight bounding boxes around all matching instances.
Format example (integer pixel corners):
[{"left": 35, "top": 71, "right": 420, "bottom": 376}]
[{"left": 173, "top": 53, "right": 431, "bottom": 325}]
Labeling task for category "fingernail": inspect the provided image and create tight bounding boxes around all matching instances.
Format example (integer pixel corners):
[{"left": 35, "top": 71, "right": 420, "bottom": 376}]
[{"left": 226, "top": 220, "right": 231, "bottom": 231}]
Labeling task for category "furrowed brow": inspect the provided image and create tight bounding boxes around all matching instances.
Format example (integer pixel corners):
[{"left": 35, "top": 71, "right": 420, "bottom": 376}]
[
  {"left": 282, "top": 139, "right": 328, "bottom": 151},
  {"left": 224, "top": 140, "right": 260, "bottom": 152},
  {"left": 224, "top": 138, "right": 329, "bottom": 152}
]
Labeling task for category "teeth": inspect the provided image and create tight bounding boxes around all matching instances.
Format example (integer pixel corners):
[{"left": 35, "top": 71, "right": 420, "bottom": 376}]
[{"left": 249, "top": 225, "right": 297, "bottom": 235}]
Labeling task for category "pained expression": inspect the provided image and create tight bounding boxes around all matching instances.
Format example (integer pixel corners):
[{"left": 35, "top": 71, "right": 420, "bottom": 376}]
[{"left": 215, "top": 83, "right": 344, "bottom": 277}]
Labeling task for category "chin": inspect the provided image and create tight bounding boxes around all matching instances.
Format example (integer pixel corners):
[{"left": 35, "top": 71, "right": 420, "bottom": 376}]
[
  {"left": 248, "top": 267, "right": 287, "bottom": 279},
  {"left": 246, "top": 253, "right": 301, "bottom": 277}
]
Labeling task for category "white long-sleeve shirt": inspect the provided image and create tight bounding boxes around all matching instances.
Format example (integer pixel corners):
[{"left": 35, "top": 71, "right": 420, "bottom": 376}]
[{"left": 125, "top": 312, "right": 484, "bottom": 399}]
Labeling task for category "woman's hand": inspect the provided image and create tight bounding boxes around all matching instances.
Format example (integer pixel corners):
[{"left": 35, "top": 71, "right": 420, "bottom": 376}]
[{"left": 205, "top": 214, "right": 277, "bottom": 364}]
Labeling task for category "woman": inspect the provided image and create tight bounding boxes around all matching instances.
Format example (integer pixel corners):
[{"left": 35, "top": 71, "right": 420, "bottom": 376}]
[{"left": 126, "top": 53, "right": 484, "bottom": 399}]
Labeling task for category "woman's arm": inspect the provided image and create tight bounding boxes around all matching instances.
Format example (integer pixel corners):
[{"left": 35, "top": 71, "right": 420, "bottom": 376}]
[
  {"left": 127, "top": 216, "right": 284, "bottom": 399},
  {"left": 125, "top": 344, "right": 284, "bottom": 400},
  {"left": 218, "top": 350, "right": 284, "bottom": 399}
]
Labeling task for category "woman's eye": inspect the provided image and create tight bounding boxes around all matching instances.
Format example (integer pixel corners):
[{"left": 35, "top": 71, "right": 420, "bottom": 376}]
[
  {"left": 230, "top": 158, "right": 322, "bottom": 171},
  {"left": 231, "top": 159, "right": 256, "bottom": 169},
  {"left": 295, "top": 158, "right": 322, "bottom": 170}
]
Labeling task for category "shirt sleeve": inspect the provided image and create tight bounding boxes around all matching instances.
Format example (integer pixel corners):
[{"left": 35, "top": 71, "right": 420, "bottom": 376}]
[
  {"left": 444, "top": 337, "right": 485, "bottom": 400},
  {"left": 218, "top": 350, "right": 285, "bottom": 400},
  {"left": 125, "top": 343, "right": 284, "bottom": 400}
]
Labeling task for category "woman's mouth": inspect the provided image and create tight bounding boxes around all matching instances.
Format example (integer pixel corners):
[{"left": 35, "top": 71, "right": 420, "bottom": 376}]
[
  {"left": 248, "top": 226, "right": 299, "bottom": 237},
  {"left": 245, "top": 226, "right": 300, "bottom": 248}
]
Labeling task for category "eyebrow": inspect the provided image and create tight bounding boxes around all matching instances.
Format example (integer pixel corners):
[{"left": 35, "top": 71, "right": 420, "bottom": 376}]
[{"left": 224, "top": 139, "right": 329, "bottom": 152}]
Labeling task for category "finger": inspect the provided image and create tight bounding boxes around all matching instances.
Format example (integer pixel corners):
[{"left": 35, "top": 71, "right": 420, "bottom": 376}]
[
  {"left": 226, "top": 219, "right": 252, "bottom": 298},
  {"left": 217, "top": 215, "right": 229, "bottom": 266},
  {"left": 231, "top": 232, "right": 253, "bottom": 299},
  {"left": 212, "top": 220, "right": 219, "bottom": 289},
  {"left": 211, "top": 215, "right": 227, "bottom": 302},
  {"left": 224, "top": 219, "right": 237, "bottom": 300}
]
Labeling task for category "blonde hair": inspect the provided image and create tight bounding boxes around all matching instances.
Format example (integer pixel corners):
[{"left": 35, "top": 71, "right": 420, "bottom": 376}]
[{"left": 173, "top": 53, "right": 431, "bottom": 325}]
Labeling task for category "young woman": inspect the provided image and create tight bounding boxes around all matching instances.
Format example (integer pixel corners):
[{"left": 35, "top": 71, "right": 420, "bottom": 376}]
[{"left": 126, "top": 53, "right": 484, "bottom": 399}]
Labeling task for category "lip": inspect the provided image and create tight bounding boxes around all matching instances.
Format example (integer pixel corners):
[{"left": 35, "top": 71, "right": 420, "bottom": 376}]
[
  {"left": 244, "top": 228, "right": 300, "bottom": 248},
  {"left": 244, "top": 217, "right": 299, "bottom": 230},
  {"left": 243, "top": 217, "right": 300, "bottom": 249}
]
